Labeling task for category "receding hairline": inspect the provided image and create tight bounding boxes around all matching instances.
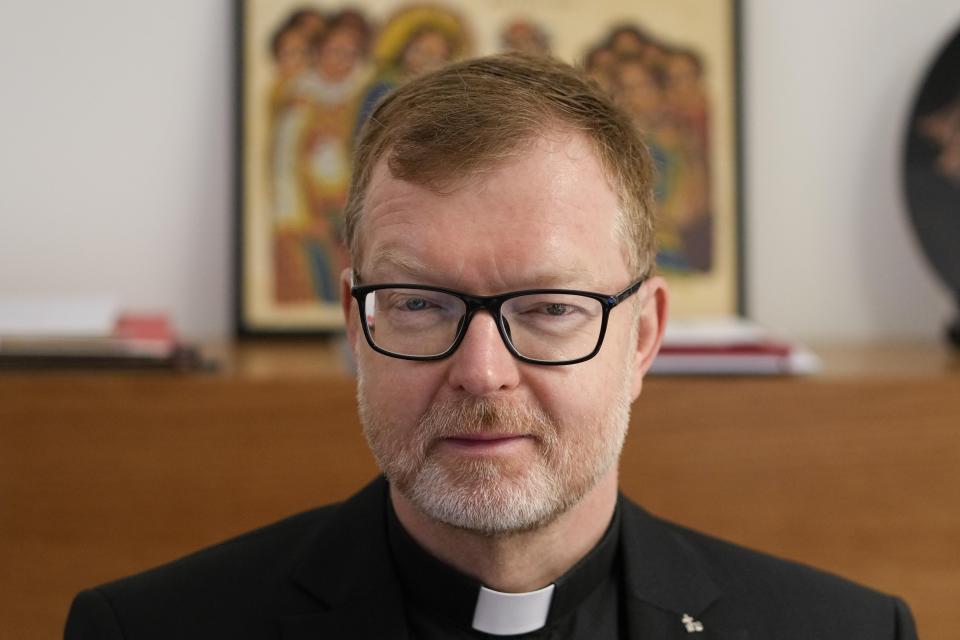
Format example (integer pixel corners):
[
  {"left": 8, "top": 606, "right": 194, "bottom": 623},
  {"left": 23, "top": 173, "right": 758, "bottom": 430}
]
[{"left": 351, "top": 123, "right": 636, "bottom": 272}]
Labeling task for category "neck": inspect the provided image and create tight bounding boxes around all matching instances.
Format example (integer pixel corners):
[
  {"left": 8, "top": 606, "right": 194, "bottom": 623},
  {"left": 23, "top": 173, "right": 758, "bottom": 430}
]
[{"left": 389, "top": 468, "right": 619, "bottom": 593}]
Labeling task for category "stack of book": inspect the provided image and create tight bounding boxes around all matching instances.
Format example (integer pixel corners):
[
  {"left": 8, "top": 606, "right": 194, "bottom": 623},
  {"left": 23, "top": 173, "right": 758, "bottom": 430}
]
[
  {"left": 0, "top": 297, "right": 205, "bottom": 371},
  {"left": 650, "top": 317, "right": 821, "bottom": 376}
]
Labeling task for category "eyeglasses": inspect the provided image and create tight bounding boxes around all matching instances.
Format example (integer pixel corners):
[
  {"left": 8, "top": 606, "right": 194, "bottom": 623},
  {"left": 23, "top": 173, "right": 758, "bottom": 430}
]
[{"left": 350, "top": 276, "right": 646, "bottom": 365}]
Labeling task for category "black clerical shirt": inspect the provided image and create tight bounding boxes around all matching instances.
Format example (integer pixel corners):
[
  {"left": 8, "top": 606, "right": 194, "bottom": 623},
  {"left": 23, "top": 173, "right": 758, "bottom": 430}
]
[{"left": 386, "top": 498, "right": 625, "bottom": 639}]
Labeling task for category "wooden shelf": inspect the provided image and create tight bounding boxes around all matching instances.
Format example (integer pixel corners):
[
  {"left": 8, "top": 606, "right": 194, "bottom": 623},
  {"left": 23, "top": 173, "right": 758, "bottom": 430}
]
[
  {"left": 1, "top": 343, "right": 957, "bottom": 639},
  {"left": 206, "top": 338, "right": 960, "bottom": 379}
]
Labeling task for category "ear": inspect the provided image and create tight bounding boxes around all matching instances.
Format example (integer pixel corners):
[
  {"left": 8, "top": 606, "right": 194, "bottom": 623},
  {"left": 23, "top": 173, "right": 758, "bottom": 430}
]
[
  {"left": 340, "top": 268, "right": 359, "bottom": 353},
  {"left": 629, "top": 275, "right": 668, "bottom": 400}
]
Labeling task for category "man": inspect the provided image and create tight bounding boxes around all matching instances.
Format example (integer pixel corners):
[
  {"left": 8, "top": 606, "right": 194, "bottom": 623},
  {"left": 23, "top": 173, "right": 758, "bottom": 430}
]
[{"left": 65, "top": 53, "right": 916, "bottom": 639}]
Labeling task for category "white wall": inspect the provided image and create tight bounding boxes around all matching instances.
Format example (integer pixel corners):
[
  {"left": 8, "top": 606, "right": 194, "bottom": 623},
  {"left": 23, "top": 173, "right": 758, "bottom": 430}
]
[
  {"left": 0, "top": 1, "right": 232, "bottom": 338},
  {"left": 745, "top": 2, "right": 959, "bottom": 341},
  {"left": 0, "top": 1, "right": 957, "bottom": 341}
]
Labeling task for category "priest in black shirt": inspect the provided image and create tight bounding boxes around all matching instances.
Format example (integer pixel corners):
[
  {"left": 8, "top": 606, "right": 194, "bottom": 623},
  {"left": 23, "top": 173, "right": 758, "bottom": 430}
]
[
  {"left": 65, "top": 53, "right": 917, "bottom": 639},
  {"left": 388, "top": 488, "right": 624, "bottom": 638}
]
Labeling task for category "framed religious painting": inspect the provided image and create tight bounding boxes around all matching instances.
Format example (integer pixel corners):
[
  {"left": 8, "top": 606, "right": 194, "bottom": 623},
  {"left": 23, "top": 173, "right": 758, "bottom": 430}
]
[{"left": 235, "top": 0, "right": 743, "bottom": 334}]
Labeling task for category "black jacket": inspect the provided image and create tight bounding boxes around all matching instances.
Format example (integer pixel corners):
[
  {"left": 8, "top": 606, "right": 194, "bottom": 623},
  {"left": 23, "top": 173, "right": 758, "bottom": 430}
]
[{"left": 65, "top": 477, "right": 917, "bottom": 639}]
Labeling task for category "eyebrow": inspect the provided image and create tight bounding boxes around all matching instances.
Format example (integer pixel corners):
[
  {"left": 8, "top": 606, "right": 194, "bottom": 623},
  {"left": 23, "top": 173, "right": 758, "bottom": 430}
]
[
  {"left": 363, "top": 246, "right": 599, "bottom": 290},
  {"left": 366, "top": 247, "right": 430, "bottom": 280}
]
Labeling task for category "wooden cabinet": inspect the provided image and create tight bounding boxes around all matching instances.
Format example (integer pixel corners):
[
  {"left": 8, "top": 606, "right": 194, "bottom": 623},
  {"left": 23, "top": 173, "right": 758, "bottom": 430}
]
[{"left": 1, "top": 343, "right": 958, "bottom": 639}]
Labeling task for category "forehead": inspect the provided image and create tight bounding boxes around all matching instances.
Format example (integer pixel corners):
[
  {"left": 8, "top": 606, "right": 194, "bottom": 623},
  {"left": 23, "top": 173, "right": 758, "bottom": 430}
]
[{"left": 358, "top": 130, "right": 629, "bottom": 290}]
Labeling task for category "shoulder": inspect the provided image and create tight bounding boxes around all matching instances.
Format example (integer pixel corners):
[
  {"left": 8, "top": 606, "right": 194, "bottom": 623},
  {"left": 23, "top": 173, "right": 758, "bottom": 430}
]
[
  {"left": 109, "top": 501, "right": 341, "bottom": 592},
  {"left": 66, "top": 477, "right": 393, "bottom": 639},
  {"left": 65, "top": 503, "right": 342, "bottom": 640},
  {"left": 620, "top": 499, "right": 917, "bottom": 639},
  {"left": 669, "top": 517, "right": 887, "bottom": 601}
]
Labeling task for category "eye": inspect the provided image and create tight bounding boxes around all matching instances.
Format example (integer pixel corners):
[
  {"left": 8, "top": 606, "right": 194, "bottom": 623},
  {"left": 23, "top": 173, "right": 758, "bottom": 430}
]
[
  {"left": 542, "top": 303, "right": 571, "bottom": 316},
  {"left": 518, "top": 300, "right": 581, "bottom": 318},
  {"left": 505, "top": 295, "right": 597, "bottom": 325},
  {"left": 402, "top": 297, "right": 432, "bottom": 311},
  {"left": 386, "top": 292, "right": 455, "bottom": 313}
]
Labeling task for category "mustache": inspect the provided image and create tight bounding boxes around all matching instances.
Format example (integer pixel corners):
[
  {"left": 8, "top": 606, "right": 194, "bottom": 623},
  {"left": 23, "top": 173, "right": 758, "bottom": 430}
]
[{"left": 416, "top": 397, "right": 558, "bottom": 444}]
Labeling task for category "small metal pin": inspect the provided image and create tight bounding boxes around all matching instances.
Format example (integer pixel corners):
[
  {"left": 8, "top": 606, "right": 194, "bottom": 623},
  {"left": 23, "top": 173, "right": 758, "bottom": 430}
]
[{"left": 682, "top": 614, "right": 704, "bottom": 633}]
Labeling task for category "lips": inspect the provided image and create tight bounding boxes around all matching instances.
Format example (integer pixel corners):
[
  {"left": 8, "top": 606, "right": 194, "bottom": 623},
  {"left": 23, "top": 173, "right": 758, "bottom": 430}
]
[
  {"left": 440, "top": 433, "right": 532, "bottom": 453},
  {"left": 448, "top": 433, "right": 524, "bottom": 442}
]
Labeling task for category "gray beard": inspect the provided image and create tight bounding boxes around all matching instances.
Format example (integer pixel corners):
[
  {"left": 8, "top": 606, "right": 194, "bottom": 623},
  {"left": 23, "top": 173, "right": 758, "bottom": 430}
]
[{"left": 357, "top": 377, "right": 631, "bottom": 537}]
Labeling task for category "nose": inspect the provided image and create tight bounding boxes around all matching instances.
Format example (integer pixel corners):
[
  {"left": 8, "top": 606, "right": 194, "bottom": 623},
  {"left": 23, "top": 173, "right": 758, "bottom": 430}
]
[{"left": 446, "top": 311, "right": 521, "bottom": 396}]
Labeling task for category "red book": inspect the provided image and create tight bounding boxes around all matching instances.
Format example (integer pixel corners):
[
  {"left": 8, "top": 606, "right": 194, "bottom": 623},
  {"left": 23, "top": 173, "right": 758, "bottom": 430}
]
[{"left": 651, "top": 318, "right": 820, "bottom": 376}]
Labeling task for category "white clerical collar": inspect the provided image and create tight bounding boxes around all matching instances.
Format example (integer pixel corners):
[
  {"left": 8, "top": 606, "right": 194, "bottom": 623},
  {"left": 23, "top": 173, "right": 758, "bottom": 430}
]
[{"left": 472, "top": 583, "right": 556, "bottom": 636}]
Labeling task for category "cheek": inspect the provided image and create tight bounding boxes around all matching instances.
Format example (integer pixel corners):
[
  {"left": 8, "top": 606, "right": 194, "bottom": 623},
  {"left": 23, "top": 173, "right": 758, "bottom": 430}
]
[
  {"left": 534, "top": 344, "right": 633, "bottom": 429},
  {"left": 357, "top": 354, "right": 441, "bottom": 429},
  {"left": 529, "top": 366, "right": 614, "bottom": 426}
]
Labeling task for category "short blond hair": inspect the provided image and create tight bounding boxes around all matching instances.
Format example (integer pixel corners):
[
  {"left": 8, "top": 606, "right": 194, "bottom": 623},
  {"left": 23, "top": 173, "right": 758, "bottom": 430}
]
[{"left": 344, "top": 52, "right": 656, "bottom": 277}]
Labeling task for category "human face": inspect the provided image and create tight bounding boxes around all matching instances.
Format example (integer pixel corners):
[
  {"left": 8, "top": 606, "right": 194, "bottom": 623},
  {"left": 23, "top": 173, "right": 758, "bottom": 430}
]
[
  {"left": 401, "top": 30, "right": 452, "bottom": 76},
  {"left": 317, "top": 28, "right": 362, "bottom": 81},
  {"left": 618, "top": 61, "right": 663, "bottom": 122},
  {"left": 343, "top": 131, "right": 659, "bottom": 535},
  {"left": 276, "top": 31, "right": 308, "bottom": 78}
]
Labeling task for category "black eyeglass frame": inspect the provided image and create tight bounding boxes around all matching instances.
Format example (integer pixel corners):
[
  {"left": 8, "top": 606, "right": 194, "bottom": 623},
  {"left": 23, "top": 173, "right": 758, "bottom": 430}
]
[{"left": 350, "top": 277, "right": 647, "bottom": 366}]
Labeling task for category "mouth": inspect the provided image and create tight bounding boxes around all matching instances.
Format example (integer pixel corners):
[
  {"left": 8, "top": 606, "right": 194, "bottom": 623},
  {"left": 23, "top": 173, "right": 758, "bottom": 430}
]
[{"left": 439, "top": 433, "right": 533, "bottom": 455}]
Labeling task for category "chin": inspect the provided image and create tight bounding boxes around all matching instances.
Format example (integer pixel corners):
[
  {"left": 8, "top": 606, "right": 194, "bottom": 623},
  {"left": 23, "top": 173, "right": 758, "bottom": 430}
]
[{"left": 401, "top": 456, "right": 591, "bottom": 537}]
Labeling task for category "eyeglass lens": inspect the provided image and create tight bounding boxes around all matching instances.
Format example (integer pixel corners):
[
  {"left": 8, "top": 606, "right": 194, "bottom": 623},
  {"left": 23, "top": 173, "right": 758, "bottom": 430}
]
[{"left": 363, "top": 288, "right": 604, "bottom": 362}]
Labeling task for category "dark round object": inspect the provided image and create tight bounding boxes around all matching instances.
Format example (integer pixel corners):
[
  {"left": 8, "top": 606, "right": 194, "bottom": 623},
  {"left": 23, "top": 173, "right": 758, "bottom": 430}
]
[
  {"left": 949, "top": 313, "right": 960, "bottom": 348},
  {"left": 903, "top": 23, "right": 960, "bottom": 347}
]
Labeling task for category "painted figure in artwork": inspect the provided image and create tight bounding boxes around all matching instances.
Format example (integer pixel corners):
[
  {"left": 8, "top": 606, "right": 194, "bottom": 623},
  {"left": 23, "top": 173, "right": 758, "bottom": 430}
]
[
  {"left": 267, "top": 16, "right": 315, "bottom": 302},
  {"left": 267, "top": 9, "right": 373, "bottom": 304},
  {"left": 296, "top": 11, "right": 373, "bottom": 301},
  {"left": 355, "top": 5, "right": 471, "bottom": 133},
  {"left": 500, "top": 18, "right": 551, "bottom": 55},
  {"left": 585, "top": 24, "right": 714, "bottom": 273}
]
